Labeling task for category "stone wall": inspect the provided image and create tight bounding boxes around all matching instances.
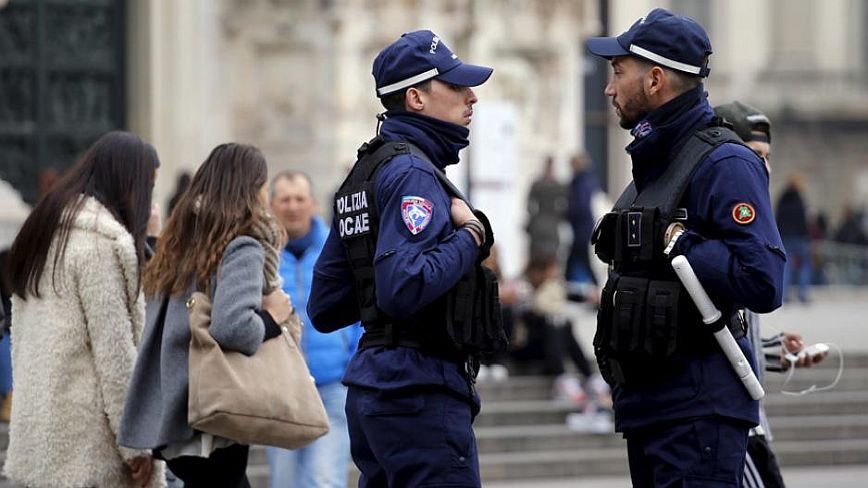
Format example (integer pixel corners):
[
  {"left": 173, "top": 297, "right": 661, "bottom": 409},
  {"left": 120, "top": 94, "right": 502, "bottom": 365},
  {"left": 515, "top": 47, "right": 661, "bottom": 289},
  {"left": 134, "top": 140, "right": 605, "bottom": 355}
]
[{"left": 132, "top": 0, "right": 596, "bottom": 239}]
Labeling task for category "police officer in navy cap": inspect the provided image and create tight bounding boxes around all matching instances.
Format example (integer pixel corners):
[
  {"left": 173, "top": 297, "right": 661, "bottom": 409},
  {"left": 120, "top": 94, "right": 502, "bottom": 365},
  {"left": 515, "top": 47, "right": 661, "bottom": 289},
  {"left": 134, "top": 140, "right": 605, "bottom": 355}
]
[
  {"left": 586, "top": 8, "right": 786, "bottom": 487},
  {"left": 308, "top": 30, "right": 500, "bottom": 487}
]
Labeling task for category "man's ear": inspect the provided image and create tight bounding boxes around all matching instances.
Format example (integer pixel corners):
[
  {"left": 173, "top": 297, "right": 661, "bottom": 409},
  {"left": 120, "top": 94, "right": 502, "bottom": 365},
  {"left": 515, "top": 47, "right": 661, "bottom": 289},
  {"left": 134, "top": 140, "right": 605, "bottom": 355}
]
[
  {"left": 405, "top": 87, "right": 425, "bottom": 111},
  {"left": 645, "top": 66, "right": 665, "bottom": 96}
]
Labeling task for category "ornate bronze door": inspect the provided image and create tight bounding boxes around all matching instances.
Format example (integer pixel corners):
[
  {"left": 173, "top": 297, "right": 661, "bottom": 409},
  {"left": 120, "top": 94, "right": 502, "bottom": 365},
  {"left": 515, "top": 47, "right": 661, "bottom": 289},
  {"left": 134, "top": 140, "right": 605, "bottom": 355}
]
[{"left": 0, "top": 0, "right": 125, "bottom": 204}]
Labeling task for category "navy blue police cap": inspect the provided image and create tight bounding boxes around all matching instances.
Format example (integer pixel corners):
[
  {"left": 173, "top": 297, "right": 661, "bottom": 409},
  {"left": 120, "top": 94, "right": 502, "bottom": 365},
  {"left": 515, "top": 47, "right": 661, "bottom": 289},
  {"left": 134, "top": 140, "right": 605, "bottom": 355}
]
[
  {"left": 373, "top": 30, "right": 493, "bottom": 97},
  {"left": 586, "top": 8, "right": 712, "bottom": 77}
]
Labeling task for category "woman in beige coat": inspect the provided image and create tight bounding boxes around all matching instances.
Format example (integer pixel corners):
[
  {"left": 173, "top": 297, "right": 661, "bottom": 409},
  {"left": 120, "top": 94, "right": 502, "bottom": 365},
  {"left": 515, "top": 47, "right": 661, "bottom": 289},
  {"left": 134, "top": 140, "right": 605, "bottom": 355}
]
[{"left": 3, "top": 131, "right": 164, "bottom": 487}]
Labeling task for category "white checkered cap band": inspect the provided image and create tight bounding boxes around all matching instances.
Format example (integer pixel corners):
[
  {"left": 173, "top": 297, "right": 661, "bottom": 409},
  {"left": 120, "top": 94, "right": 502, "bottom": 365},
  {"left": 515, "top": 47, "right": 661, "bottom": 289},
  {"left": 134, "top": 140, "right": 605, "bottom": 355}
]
[
  {"left": 628, "top": 44, "right": 702, "bottom": 75},
  {"left": 377, "top": 67, "right": 440, "bottom": 96}
]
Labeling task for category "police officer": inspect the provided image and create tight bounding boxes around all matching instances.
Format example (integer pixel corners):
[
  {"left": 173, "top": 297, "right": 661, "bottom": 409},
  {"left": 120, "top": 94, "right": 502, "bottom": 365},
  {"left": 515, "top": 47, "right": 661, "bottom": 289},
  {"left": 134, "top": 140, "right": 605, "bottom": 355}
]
[
  {"left": 586, "top": 9, "right": 786, "bottom": 487},
  {"left": 308, "top": 30, "right": 493, "bottom": 487}
]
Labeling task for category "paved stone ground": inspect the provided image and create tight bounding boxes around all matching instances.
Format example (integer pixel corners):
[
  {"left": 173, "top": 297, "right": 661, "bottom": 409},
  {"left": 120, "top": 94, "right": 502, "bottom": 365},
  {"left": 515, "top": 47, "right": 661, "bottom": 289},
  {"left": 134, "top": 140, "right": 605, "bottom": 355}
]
[{"left": 485, "top": 464, "right": 868, "bottom": 488}]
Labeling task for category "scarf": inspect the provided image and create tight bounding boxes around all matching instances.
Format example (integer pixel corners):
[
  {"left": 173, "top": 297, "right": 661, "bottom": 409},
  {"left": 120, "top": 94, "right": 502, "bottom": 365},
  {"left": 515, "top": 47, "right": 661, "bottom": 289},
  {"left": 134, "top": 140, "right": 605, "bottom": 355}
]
[
  {"left": 248, "top": 214, "right": 286, "bottom": 294},
  {"left": 379, "top": 110, "right": 470, "bottom": 169}
]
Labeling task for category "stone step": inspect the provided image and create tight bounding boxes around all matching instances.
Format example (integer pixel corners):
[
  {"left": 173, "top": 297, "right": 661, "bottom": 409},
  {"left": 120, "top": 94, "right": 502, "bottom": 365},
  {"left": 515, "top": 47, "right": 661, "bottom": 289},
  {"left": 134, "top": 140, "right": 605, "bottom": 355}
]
[
  {"left": 774, "top": 438, "right": 868, "bottom": 466},
  {"left": 477, "top": 376, "right": 554, "bottom": 402},
  {"left": 764, "top": 391, "right": 868, "bottom": 416},
  {"left": 479, "top": 447, "right": 629, "bottom": 480},
  {"left": 475, "top": 400, "right": 585, "bottom": 428},
  {"left": 476, "top": 390, "right": 868, "bottom": 427},
  {"left": 476, "top": 366, "right": 867, "bottom": 403},
  {"left": 769, "top": 415, "right": 868, "bottom": 442},
  {"left": 476, "top": 438, "right": 868, "bottom": 481},
  {"left": 763, "top": 367, "right": 866, "bottom": 391},
  {"left": 476, "top": 424, "right": 621, "bottom": 453},
  {"left": 474, "top": 414, "right": 868, "bottom": 454}
]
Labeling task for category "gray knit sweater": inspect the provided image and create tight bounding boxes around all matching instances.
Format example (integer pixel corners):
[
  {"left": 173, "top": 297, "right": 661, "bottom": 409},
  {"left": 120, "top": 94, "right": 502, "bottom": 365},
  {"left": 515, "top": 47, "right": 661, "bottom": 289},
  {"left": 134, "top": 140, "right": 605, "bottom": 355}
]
[{"left": 118, "top": 236, "right": 269, "bottom": 449}]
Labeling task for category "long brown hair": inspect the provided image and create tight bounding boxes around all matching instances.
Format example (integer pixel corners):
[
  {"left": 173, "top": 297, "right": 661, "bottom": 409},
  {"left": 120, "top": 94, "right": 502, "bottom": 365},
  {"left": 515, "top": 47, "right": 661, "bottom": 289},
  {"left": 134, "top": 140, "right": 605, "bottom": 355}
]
[
  {"left": 7, "top": 131, "right": 158, "bottom": 299},
  {"left": 144, "top": 143, "right": 270, "bottom": 297}
]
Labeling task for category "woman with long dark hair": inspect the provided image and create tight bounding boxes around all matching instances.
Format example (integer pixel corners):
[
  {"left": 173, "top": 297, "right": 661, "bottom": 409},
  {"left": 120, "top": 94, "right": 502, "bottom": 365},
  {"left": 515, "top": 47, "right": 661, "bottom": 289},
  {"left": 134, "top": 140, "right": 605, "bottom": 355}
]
[
  {"left": 3, "top": 131, "right": 162, "bottom": 487},
  {"left": 119, "top": 143, "right": 292, "bottom": 487}
]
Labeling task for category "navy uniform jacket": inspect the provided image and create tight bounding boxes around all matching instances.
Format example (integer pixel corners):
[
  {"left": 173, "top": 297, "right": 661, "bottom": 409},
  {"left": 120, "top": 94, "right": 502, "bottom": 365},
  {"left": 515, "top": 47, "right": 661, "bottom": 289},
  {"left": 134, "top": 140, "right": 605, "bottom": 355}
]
[
  {"left": 308, "top": 111, "right": 479, "bottom": 399},
  {"left": 612, "top": 86, "right": 786, "bottom": 432}
]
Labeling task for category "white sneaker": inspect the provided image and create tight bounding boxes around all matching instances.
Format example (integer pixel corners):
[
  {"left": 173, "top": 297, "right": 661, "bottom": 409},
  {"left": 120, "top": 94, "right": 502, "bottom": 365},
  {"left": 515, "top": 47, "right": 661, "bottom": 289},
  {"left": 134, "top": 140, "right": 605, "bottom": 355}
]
[
  {"left": 588, "top": 373, "right": 613, "bottom": 409},
  {"left": 566, "top": 406, "right": 614, "bottom": 435},
  {"left": 553, "top": 374, "right": 588, "bottom": 406}
]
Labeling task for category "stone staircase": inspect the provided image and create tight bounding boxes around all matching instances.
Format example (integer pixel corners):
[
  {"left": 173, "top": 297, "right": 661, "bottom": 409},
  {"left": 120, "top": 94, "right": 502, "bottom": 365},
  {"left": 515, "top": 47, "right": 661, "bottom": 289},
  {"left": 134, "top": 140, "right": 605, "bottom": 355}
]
[
  {"left": 0, "top": 354, "right": 865, "bottom": 487},
  {"left": 472, "top": 352, "right": 868, "bottom": 483}
]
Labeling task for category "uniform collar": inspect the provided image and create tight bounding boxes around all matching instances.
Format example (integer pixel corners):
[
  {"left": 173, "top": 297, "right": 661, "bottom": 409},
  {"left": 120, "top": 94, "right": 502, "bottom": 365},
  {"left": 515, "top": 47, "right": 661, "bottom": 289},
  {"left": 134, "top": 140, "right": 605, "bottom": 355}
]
[
  {"left": 626, "top": 85, "right": 712, "bottom": 190},
  {"left": 379, "top": 110, "right": 470, "bottom": 169}
]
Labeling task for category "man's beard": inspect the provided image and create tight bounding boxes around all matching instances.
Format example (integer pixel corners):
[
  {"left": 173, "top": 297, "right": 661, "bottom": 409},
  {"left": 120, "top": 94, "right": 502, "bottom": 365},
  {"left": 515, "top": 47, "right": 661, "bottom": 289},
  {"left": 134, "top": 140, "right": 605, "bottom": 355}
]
[{"left": 615, "top": 90, "right": 651, "bottom": 130}]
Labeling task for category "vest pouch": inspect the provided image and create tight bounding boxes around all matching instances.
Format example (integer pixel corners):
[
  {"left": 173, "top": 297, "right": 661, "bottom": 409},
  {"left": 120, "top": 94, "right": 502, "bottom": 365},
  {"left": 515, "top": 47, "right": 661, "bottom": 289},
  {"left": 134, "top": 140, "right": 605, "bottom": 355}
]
[
  {"left": 610, "top": 276, "right": 649, "bottom": 354},
  {"left": 643, "top": 280, "right": 681, "bottom": 358},
  {"left": 614, "top": 208, "right": 662, "bottom": 265},
  {"left": 480, "top": 266, "right": 508, "bottom": 354},
  {"left": 446, "top": 270, "right": 475, "bottom": 349},
  {"left": 592, "top": 213, "right": 617, "bottom": 264},
  {"left": 593, "top": 274, "right": 620, "bottom": 384},
  {"left": 593, "top": 274, "right": 618, "bottom": 351},
  {"left": 446, "top": 265, "right": 508, "bottom": 356}
]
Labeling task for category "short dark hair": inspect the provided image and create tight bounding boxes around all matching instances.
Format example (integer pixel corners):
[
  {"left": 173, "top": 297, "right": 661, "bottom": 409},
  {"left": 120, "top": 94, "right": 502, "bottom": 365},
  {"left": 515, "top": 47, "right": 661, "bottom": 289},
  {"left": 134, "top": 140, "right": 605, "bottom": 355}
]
[
  {"left": 667, "top": 68, "right": 702, "bottom": 93},
  {"left": 635, "top": 58, "right": 703, "bottom": 94},
  {"left": 379, "top": 80, "right": 433, "bottom": 111}
]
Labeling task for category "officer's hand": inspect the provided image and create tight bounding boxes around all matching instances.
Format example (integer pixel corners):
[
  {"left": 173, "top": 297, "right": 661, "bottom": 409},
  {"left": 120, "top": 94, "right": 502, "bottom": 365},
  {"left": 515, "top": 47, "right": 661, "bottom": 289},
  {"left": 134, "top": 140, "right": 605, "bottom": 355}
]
[
  {"left": 451, "top": 198, "right": 482, "bottom": 246},
  {"left": 450, "top": 197, "right": 475, "bottom": 226},
  {"left": 663, "top": 222, "right": 685, "bottom": 253},
  {"left": 262, "top": 290, "right": 293, "bottom": 324}
]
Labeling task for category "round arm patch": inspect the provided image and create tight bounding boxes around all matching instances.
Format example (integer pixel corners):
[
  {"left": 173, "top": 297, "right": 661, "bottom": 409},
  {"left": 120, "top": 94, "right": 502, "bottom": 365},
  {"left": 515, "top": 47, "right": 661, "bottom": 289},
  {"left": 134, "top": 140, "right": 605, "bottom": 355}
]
[{"left": 732, "top": 202, "right": 756, "bottom": 225}]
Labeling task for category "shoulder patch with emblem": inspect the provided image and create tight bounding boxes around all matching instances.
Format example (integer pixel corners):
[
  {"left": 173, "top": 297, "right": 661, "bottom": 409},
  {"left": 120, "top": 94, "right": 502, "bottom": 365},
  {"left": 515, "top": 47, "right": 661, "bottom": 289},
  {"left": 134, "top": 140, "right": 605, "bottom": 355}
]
[
  {"left": 732, "top": 202, "right": 756, "bottom": 225},
  {"left": 401, "top": 196, "right": 433, "bottom": 235}
]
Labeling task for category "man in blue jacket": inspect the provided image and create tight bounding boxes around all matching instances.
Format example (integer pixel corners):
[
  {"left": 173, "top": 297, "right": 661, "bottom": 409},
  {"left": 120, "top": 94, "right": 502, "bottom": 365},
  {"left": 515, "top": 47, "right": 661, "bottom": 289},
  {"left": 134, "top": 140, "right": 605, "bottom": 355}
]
[
  {"left": 267, "top": 171, "right": 362, "bottom": 488},
  {"left": 308, "top": 30, "right": 492, "bottom": 487},
  {"left": 586, "top": 9, "right": 785, "bottom": 487}
]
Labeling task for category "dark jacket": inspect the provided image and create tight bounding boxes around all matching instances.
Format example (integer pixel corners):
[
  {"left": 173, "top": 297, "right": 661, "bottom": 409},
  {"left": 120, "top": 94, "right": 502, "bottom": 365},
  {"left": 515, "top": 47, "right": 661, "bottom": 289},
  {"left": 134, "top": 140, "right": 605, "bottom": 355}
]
[
  {"left": 607, "top": 86, "right": 785, "bottom": 432},
  {"left": 775, "top": 186, "right": 809, "bottom": 238},
  {"left": 566, "top": 171, "right": 599, "bottom": 252},
  {"left": 309, "top": 111, "right": 480, "bottom": 400}
]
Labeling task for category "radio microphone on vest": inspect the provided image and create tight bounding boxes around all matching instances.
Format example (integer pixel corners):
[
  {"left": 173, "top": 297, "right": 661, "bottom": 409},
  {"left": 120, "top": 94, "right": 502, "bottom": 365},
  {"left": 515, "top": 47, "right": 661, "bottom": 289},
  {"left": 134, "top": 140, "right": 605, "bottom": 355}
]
[{"left": 671, "top": 255, "right": 765, "bottom": 400}]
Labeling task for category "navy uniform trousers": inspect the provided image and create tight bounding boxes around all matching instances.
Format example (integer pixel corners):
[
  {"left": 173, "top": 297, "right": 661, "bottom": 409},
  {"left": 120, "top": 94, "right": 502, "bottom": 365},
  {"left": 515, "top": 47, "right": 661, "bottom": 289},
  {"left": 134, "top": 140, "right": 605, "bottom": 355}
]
[
  {"left": 346, "top": 384, "right": 481, "bottom": 487},
  {"left": 626, "top": 417, "right": 749, "bottom": 488}
]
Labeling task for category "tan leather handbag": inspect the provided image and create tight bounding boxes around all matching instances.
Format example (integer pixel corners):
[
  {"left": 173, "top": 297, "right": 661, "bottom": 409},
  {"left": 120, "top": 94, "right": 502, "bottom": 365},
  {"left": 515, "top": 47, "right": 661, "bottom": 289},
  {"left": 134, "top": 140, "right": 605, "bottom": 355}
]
[{"left": 186, "top": 291, "right": 329, "bottom": 449}]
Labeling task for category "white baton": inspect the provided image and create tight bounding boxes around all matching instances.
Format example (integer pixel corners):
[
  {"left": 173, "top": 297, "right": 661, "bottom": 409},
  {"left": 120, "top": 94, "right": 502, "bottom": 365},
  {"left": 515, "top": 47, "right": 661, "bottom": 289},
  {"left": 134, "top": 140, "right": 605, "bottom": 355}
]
[{"left": 670, "top": 255, "right": 765, "bottom": 400}]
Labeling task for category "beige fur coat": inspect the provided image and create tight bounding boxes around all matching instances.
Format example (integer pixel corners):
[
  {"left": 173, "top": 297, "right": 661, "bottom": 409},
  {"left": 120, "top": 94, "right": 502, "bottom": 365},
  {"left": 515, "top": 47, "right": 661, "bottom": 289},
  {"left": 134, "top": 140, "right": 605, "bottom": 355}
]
[{"left": 3, "top": 197, "right": 164, "bottom": 488}]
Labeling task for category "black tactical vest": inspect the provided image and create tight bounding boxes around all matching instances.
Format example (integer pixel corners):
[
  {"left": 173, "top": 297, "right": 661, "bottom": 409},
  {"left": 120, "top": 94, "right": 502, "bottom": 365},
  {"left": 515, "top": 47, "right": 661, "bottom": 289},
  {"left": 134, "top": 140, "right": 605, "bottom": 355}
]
[
  {"left": 592, "top": 124, "right": 747, "bottom": 385},
  {"left": 334, "top": 136, "right": 507, "bottom": 360}
]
